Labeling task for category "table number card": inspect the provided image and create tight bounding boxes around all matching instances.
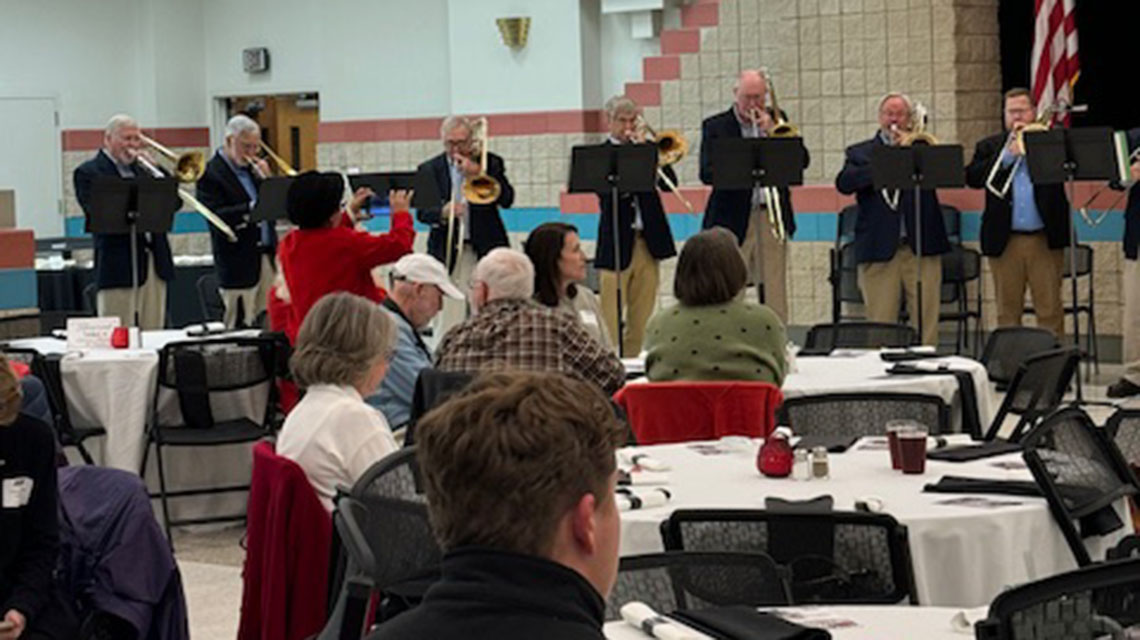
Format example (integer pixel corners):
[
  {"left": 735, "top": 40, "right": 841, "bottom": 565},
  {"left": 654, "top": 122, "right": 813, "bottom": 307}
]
[{"left": 66, "top": 317, "right": 121, "bottom": 351}]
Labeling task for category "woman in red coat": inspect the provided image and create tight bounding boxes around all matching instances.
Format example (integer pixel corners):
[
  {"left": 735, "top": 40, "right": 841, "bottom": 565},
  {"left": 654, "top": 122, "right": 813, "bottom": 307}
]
[{"left": 277, "top": 171, "right": 416, "bottom": 342}]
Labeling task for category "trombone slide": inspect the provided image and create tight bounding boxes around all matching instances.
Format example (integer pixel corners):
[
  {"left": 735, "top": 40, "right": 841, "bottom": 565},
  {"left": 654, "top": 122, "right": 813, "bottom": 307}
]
[{"left": 136, "top": 156, "right": 238, "bottom": 242}]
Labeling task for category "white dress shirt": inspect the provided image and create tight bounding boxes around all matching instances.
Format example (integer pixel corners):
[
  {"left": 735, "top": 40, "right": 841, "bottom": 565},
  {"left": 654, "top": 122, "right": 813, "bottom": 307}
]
[{"left": 277, "top": 383, "right": 399, "bottom": 511}]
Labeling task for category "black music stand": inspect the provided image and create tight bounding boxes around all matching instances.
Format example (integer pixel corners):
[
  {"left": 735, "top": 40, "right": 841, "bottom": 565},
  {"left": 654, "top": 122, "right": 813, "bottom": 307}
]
[
  {"left": 251, "top": 176, "right": 293, "bottom": 223},
  {"left": 1024, "top": 126, "right": 1116, "bottom": 400},
  {"left": 88, "top": 176, "right": 179, "bottom": 327},
  {"left": 871, "top": 144, "right": 964, "bottom": 344},
  {"left": 709, "top": 137, "right": 806, "bottom": 304},
  {"left": 569, "top": 143, "right": 657, "bottom": 357}
]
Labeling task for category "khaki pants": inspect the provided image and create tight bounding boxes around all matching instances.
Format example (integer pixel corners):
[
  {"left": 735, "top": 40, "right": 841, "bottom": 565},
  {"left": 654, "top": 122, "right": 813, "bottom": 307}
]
[
  {"left": 739, "top": 204, "right": 788, "bottom": 323},
  {"left": 96, "top": 255, "right": 167, "bottom": 330},
  {"left": 599, "top": 234, "right": 659, "bottom": 356},
  {"left": 436, "top": 243, "right": 477, "bottom": 339},
  {"left": 1124, "top": 257, "right": 1140, "bottom": 386},
  {"left": 220, "top": 255, "right": 275, "bottom": 328},
  {"left": 990, "top": 233, "right": 1065, "bottom": 337},
  {"left": 857, "top": 245, "right": 942, "bottom": 346}
]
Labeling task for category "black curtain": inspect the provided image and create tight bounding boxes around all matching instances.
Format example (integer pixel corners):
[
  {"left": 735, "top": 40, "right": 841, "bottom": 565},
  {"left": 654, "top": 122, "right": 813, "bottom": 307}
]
[{"left": 998, "top": 0, "right": 1139, "bottom": 129}]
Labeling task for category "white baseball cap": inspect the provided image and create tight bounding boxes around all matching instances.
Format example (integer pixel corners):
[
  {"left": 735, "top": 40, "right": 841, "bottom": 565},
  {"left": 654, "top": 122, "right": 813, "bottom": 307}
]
[{"left": 391, "top": 254, "right": 464, "bottom": 299}]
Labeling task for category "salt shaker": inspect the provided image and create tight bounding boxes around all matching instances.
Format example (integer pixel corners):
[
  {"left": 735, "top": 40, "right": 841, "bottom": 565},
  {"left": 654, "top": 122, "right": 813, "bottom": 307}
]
[
  {"left": 793, "top": 449, "right": 811, "bottom": 480},
  {"left": 811, "top": 447, "right": 830, "bottom": 480}
]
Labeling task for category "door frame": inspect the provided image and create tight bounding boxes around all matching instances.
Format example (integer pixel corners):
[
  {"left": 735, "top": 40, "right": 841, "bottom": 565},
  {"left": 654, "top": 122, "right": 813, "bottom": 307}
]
[{"left": 0, "top": 93, "right": 63, "bottom": 237}]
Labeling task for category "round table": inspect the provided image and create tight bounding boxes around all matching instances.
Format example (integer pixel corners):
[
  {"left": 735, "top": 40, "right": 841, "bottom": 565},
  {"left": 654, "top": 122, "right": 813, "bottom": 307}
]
[
  {"left": 617, "top": 436, "right": 1130, "bottom": 608},
  {"left": 604, "top": 605, "right": 987, "bottom": 639}
]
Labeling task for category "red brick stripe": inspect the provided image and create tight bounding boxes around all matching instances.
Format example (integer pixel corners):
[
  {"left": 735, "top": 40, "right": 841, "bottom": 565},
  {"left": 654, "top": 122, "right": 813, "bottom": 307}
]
[{"left": 62, "top": 127, "right": 210, "bottom": 152}]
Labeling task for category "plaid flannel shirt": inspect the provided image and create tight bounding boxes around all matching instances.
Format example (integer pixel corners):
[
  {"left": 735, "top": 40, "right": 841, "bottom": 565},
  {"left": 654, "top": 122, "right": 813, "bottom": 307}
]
[{"left": 436, "top": 298, "right": 625, "bottom": 395}]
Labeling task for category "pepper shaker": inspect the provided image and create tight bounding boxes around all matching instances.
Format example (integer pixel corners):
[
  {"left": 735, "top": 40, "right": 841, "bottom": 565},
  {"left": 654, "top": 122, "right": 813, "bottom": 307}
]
[{"left": 811, "top": 446, "right": 830, "bottom": 480}]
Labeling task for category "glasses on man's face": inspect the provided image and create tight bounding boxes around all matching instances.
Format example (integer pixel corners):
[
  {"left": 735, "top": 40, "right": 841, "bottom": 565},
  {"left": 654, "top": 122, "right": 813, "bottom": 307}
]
[{"left": 444, "top": 138, "right": 470, "bottom": 149}]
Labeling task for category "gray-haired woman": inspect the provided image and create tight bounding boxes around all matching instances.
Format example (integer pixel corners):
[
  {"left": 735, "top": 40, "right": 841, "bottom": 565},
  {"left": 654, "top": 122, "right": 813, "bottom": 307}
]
[{"left": 277, "top": 292, "right": 399, "bottom": 510}]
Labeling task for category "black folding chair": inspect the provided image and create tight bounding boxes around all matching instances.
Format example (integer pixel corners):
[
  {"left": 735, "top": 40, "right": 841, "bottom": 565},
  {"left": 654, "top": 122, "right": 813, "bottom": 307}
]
[
  {"left": 1021, "top": 408, "right": 1139, "bottom": 567},
  {"left": 1023, "top": 244, "right": 1099, "bottom": 381},
  {"left": 140, "top": 336, "right": 279, "bottom": 541},
  {"left": 196, "top": 274, "right": 225, "bottom": 324},
  {"left": 983, "top": 347, "right": 1079, "bottom": 442},
  {"left": 660, "top": 509, "right": 918, "bottom": 605},
  {"left": 781, "top": 392, "right": 949, "bottom": 438},
  {"left": 404, "top": 369, "right": 473, "bottom": 447},
  {"left": 804, "top": 321, "right": 918, "bottom": 351},
  {"left": 974, "top": 557, "right": 1140, "bottom": 639},
  {"left": 980, "top": 327, "right": 1059, "bottom": 392},
  {"left": 605, "top": 551, "right": 793, "bottom": 622},
  {"left": 829, "top": 240, "right": 864, "bottom": 323},
  {"left": 939, "top": 245, "right": 982, "bottom": 356}
]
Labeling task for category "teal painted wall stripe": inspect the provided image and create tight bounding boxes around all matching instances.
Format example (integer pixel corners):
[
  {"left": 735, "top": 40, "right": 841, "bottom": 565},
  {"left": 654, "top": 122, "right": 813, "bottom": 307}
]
[
  {"left": 63, "top": 209, "right": 1129, "bottom": 243},
  {"left": 0, "top": 269, "right": 38, "bottom": 310}
]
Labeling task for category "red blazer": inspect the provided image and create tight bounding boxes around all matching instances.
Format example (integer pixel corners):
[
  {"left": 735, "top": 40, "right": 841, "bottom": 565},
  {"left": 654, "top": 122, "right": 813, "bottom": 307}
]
[
  {"left": 614, "top": 381, "right": 784, "bottom": 445},
  {"left": 278, "top": 210, "right": 415, "bottom": 342},
  {"left": 238, "top": 441, "right": 332, "bottom": 640}
]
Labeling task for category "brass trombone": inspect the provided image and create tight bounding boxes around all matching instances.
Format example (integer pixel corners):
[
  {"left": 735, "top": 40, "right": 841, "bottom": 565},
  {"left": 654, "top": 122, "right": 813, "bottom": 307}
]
[
  {"left": 461, "top": 117, "right": 502, "bottom": 206},
  {"left": 258, "top": 140, "right": 298, "bottom": 176},
  {"left": 899, "top": 103, "right": 938, "bottom": 147},
  {"left": 135, "top": 139, "right": 237, "bottom": 242},
  {"left": 985, "top": 105, "right": 1055, "bottom": 199},
  {"left": 1077, "top": 146, "right": 1140, "bottom": 227},
  {"left": 634, "top": 116, "right": 693, "bottom": 213},
  {"left": 747, "top": 107, "right": 789, "bottom": 243},
  {"left": 765, "top": 74, "right": 800, "bottom": 138}
]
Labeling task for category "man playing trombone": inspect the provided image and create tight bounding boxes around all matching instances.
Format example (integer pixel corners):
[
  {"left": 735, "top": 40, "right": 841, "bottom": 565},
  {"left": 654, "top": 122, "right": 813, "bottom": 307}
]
[
  {"left": 835, "top": 93, "right": 950, "bottom": 346},
  {"left": 965, "top": 88, "right": 1069, "bottom": 337},
  {"left": 593, "top": 95, "right": 678, "bottom": 356},
  {"left": 195, "top": 114, "right": 277, "bottom": 328},
  {"left": 699, "top": 69, "right": 809, "bottom": 324},
  {"left": 73, "top": 114, "right": 176, "bottom": 329},
  {"left": 417, "top": 116, "right": 514, "bottom": 334}
]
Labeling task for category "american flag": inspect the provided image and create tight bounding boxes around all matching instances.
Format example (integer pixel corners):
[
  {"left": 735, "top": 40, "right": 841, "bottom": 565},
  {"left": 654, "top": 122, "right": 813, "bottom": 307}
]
[{"left": 1031, "top": 0, "right": 1079, "bottom": 119}]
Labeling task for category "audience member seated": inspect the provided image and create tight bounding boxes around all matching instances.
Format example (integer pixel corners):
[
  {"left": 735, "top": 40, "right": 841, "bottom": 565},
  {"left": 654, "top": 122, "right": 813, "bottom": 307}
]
[
  {"left": 366, "top": 254, "right": 464, "bottom": 429},
  {"left": 436, "top": 248, "right": 625, "bottom": 394},
  {"left": 643, "top": 228, "right": 788, "bottom": 384},
  {"left": 524, "top": 222, "right": 613, "bottom": 352},
  {"left": 0, "top": 355, "right": 77, "bottom": 640},
  {"left": 277, "top": 292, "right": 399, "bottom": 511},
  {"left": 276, "top": 171, "right": 415, "bottom": 342},
  {"left": 367, "top": 371, "right": 626, "bottom": 640}
]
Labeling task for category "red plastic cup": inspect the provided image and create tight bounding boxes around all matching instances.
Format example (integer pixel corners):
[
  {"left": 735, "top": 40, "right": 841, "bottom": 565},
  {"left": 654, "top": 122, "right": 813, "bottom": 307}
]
[
  {"left": 898, "top": 429, "right": 929, "bottom": 474},
  {"left": 885, "top": 420, "right": 914, "bottom": 470},
  {"left": 111, "top": 326, "right": 129, "bottom": 349}
]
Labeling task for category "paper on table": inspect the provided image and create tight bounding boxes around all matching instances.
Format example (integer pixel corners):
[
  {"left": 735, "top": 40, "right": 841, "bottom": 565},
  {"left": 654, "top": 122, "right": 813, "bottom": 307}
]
[{"left": 65, "top": 317, "right": 120, "bottom": 351}]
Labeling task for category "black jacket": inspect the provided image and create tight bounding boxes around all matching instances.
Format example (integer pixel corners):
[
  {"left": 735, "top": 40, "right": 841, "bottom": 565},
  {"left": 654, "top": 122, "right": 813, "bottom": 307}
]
[
  {"left": 0, "top": 414, "right": 59, "bottom": 624},
  {"left": 595, "top": 141, "right": 677, "bottom": 270},
  {"left": 73, "top": 150, "right": 176, "bottom": 289},
  {"left": 836, "top": 135, "right": 951, "bottom": 264},
  {"left": 699, "top": 107, "right": 810, "bottom": 243},
  {"left": 195, "top": 151, "right": 272, "bottom": 289},
  {"left": 368, "top": 547, "right": 606, "bottom": 640},
  {"left": 965, "top": 132, "right": 1071, "bottom": 256},
  {"left": 417, "top": 152, "right": 514, "bottom": 272},
  {"left": 1119, "top": 128, "right": 1140, "bottom": 260}
]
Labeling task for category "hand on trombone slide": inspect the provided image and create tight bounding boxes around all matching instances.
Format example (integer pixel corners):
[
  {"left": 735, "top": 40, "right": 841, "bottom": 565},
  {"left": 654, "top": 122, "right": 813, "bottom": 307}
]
[{"left": 442, "top": 200, "right": 467, "bottom": 221}]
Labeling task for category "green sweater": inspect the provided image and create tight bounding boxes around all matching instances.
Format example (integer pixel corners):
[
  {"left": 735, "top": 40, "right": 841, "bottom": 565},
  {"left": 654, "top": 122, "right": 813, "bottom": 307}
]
[{"left": 643, "top": 298, "right": 787, "bottom": 385}]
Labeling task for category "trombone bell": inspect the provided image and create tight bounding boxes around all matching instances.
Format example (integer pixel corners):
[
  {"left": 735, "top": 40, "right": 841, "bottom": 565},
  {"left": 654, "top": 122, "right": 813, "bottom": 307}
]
[{"left": 139, "top": 133, "right": 205, "bottom": 183}]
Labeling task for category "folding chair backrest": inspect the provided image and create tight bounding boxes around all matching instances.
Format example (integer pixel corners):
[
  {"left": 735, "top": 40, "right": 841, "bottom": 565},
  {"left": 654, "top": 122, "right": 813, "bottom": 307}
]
[
  {"left": 660, "top": 509, "right": 917, "bottom": 605},
  {"left": 980, "top": 327, "right": 1060, "bottom": 388},
  {"left": 405, "top": 369, "right": 473, "bottom": 447},
  {"left": 804, "top": 322, "right": 917, "bottom": 351},
  {"left": 782, "top": 392, "right": 949, "bottom": 438},
  {"left": 196, "top": 274, "right": 225, "bottom": 323},
  {"left": 606, "top": 551, "right": 792, "bottom": 622},
  {"left": 1020, "top": 408, "right": 1139, "bottom": 567},
  {"left": 1105, "top": 409, "right": 1140, "bottom": 471},
  {"left": 985, "top": 348, "right": 1078, "bottom": 442},
  {"left": 155, "top": 337, "right": 277, "bottom": 430}
]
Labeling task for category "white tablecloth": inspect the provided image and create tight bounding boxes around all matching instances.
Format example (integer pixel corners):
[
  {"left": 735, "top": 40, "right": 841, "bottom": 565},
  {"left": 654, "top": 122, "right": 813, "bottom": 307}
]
[
  {"left": 618, "top": 437, "right": 1130, "bottom": 608},
  {"left": 604, "top": 605, "right": 985, "bottom": 640}
]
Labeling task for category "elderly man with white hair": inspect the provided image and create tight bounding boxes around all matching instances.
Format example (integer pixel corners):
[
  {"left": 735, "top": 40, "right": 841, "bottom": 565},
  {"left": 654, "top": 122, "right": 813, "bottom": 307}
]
[
  {"left": 194, "top": 114, "right": 277, "bottom": 327},
  {"left": 73, "top": 114, "right": 176, "bottom": 329},
  {"left": 435, "top": 248, "right": 624, "bottom": 395}
]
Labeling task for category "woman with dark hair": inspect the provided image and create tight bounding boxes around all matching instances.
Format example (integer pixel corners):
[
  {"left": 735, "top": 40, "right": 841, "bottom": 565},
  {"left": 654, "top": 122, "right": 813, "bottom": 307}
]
[
  {"left": 277, "top": 171, "right": 416, "bottom": 342},
  {"left": 643, "top": 228, "right": 787, "bottom": 384},
  {"left": 523, "top": 222, "right": 613, "bottom": 351}
]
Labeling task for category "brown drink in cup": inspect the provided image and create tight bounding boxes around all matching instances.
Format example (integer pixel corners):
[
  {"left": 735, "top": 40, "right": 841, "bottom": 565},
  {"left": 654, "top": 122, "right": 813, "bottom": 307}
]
[
  {"left": 885, "top": 420, "right": 916, "bottom": 470},
  {"left": 898, "top": 429, "right": 928, "bottom": 474}
]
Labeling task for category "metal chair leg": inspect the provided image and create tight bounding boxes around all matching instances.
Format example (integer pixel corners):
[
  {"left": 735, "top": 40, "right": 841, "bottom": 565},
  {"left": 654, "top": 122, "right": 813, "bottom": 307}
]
[{"left": 152, "top": 439, "right": 174, "bottom": 543}]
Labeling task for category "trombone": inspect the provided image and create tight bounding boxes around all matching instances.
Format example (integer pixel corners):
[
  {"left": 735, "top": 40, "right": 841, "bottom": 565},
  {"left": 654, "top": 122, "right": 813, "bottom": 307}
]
[
  {"left": 256, "top": 140, "right": 298, "bottom": 177},
  {"left": 135, "top": 137, "right": 237, "bottom": 242},
  {"left": 748, "top": 107, "right": 789, "bottom": 243},
  {"left": 985, "top": 105, "right": 1055, "bottom": 199},
  {"left": 881, "top": 104, "right": 938, "bottom": 211},
  {"left": 1076, "top": 146, "right": 1140, "bottom": 227},
  {"left": 461, "top": 117, "right": 502, "bottom": 206},
  {"left": 634, "top": 116, "right": 694, "bottom": 213}
]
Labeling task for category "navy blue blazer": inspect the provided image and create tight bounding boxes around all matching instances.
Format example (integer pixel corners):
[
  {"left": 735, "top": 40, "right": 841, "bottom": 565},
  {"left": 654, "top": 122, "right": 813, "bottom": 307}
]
[
  {"left": 594, "top": 141, "right": 677, "bottom": 271},
  {"left": 195, "top": 151, "right": 270, "bottom": 289},
  {"left": 1121, "top": 128, "right": 1140, "bottom": 260},
  {"left": 698, "top": 107, "right": 810, "bottom": 244},
  {"left": 73, "top": 150, "right": 175, "bottom": 289},
  {"left": 416, "top": 152, "right": 513, "bottom": 273},
  {"left": 835, "top": 135, "right": 951, "bottom": 264}
]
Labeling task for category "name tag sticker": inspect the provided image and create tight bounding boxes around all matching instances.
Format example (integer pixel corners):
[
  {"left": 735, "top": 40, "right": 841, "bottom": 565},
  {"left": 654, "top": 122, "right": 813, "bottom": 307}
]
[
  {"left": 579, "top": 310, "right": 599, "bottom": 326},
  {"left": 2, "top": 476, "right": 34, "bottom": 508}
]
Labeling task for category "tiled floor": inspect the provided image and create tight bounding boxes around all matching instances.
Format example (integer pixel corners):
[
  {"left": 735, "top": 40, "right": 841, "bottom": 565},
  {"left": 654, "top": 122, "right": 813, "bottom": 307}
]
[{"left": 177, "top": 364, "right": 1139, "bottom": 639}]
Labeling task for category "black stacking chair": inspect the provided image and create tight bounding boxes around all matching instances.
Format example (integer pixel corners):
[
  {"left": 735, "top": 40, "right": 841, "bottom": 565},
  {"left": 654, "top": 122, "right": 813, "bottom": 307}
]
[
  {"left": 140, "top": 336, "right": 279, "bottom": 541},
  {"left": 980, "top": 327, "right": 1060, "bottom": 392},
  {"left": 404, "top": 369, "right": 473, "bottom": 447},
  {"left": 804, "top": 321, "right": 918, "bottom": 351},
  {"left": 196, "top": 274, "right": 225, "bottom": 323},
  {"left": 974, "top": 557, "right": 1140, "bottom": 639},
  {"left": 782, "top": 392, "right": 950, "bottom": 438},
  {"left": 939, "top": 245, "right": 983, "bottom": 356},
  {"left": 660, "top": 509, "right": 918, "bottom": 605},
  {"left": 1105, "top": 408, "right": 1140, "bottom": 472},
  {"left": 1021, "top": 408, "right": 1140, "bottom": 567},
  {"left": 325, "top": 447, "right": 442, "bottom": 636},
  {"left": 941, "top": 205, "right": 962, "bottom": 245},
  {"left": 983, "top": 347, "right": 1079, "bottom": 442},
  {"left": 605, "top": 551, "right": 793, "bottom": 622},
  {"left": 1023, "top": 244, "right": 1099, "bottom": 381},
  {"left": 829, "top": 242, "right": 863, "bottom": 323}
]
